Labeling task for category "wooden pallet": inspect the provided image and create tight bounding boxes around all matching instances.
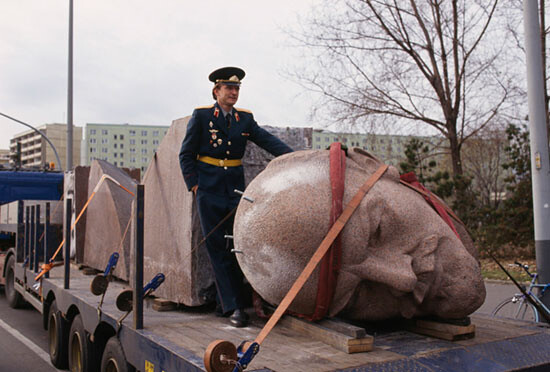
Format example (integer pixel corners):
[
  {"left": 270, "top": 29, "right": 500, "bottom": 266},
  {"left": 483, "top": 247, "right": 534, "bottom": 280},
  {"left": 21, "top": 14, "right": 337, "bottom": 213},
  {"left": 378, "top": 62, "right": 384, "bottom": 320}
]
[{"left": 403, "top": 318, "right": 476, "bottom": 341}]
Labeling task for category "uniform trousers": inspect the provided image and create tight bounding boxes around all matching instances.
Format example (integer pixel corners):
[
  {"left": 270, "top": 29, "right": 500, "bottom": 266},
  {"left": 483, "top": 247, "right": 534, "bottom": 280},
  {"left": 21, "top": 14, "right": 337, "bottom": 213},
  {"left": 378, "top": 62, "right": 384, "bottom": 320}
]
[{"left": 196, "top": 189, "right": 246, "bottom": 314}]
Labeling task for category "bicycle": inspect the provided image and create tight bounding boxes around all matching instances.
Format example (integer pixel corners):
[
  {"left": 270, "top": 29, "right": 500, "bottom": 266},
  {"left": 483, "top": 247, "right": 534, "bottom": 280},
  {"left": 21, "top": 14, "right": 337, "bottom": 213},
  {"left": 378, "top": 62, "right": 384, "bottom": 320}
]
[{"left": 491, "top": 261, "right": 550, "bottom": 323}]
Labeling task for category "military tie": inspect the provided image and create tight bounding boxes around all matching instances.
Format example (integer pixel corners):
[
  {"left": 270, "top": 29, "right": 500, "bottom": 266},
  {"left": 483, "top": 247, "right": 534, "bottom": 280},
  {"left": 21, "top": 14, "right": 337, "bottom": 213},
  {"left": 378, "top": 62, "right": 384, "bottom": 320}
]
[{"left": 226, "top": 113, "right": 231, "bottom": 129}]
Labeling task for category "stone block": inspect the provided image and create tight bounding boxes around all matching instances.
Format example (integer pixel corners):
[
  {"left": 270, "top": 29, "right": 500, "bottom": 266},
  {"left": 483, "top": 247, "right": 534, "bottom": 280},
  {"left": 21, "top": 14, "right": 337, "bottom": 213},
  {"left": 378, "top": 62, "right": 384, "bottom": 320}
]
[{"left": 83, "top": 160, "right": 137, "bottom": 280}]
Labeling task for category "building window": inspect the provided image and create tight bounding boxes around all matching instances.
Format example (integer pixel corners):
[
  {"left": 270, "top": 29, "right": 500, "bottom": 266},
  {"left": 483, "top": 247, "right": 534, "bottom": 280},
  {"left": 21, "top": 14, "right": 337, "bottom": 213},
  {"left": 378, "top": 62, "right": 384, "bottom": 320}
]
[
  {"left": 114, "top": 134, "right": 117, "bottom": 140},
  {"left": 114, "top": 153, "right": 118, "bottom": 158},
  {"left": 130, "top": 130, "right": 136, "bottom": 136},
  {"left": 130, "top": 148, "right": 136, "bottom": 153},
  {"left": 89, "top": 138, "right": 96, "bottom": 144},
  {"left": 102, "top": 129, "right": 108, "bottom": 135},
  {"left": 141, "top": 139, "right": 148, "bottom": 145},
  {"left": 120, "top": 144, "right": 124, "bottom": 149},
  {"left": 101, "top": 138, "right": 108, "bottom": 144},
  {"left": 120, "top": 134, "right": 124, "bottom": 140},
  {"left": 325, "top": 137, "right": 329, "bottom": 142},
  {"left": 130, "top": 139, "right": 135, "bottom": 145},
  {"left": 120, "top": 153, "right": 124, "bottom": 158},
  {"left": 120, "top": 161, "right": 124, "bottom": 166},
  {"left": 316, "top": 136, "right": 320, "bottom": 141},
  {"left": 114, "top": 143, "right": 117, "bottom": 149},
  {"left": 142, "top": 157, "right": 148, "bottom": 163},
  {"left": 141, "top": 130, "right": 148, "bottom": 136},
  {"left": 114, "top": 161, "right": 118, "bottom": 166},
  {"left": 153, "top": 130, "right": 159, "bottom": 136},
  {"left": 153, "top": 139, "right": 159, "bottom": 145},
  {"left": 141, "top": 149, "right": 147, "bottom": 154},
  {"left": 90, "top": 129, "right": 96, "bottom": 135},
  {"left": 131, "top": 157, "right": 136, "bottom": 163},
  {"left": 90, "top": 148, "right": 96, "bottom": 153},
  {"left": 380, "top": 139, "right": 385, "bottom": 143},
  {"left": 102, "top": 148, "right": 108, "bottom": 153},
  {"left": 342, "top": 138, "right": 348, "bottom": 143}
]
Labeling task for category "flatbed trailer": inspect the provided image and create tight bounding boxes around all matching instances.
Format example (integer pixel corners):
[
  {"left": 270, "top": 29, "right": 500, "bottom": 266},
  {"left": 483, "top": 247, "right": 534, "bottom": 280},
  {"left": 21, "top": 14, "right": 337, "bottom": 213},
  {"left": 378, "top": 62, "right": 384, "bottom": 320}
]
[
  {"left": 3, "top": 172, "right": 550, "bottom": 371},
  {"left": 38, "top": 263, "right": 550, "bottom": 372}
]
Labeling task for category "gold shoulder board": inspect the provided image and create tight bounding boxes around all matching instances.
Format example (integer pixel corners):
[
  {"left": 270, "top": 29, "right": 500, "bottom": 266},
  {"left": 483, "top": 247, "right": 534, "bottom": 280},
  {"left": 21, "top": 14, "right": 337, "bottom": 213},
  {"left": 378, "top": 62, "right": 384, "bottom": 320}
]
[
  {"left": 195, "top": 104, "right": 214, "bottom": 110},
  {"left": 235, "top": 107, "right": 252, "bottom": 114}
]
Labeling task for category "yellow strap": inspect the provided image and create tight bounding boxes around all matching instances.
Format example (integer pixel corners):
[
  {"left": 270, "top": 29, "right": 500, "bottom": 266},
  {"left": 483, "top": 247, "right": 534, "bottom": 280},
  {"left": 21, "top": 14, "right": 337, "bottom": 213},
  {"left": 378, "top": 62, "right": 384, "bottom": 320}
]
[{"left": 198, "top": 156, "right": 242, "bottom": 167}]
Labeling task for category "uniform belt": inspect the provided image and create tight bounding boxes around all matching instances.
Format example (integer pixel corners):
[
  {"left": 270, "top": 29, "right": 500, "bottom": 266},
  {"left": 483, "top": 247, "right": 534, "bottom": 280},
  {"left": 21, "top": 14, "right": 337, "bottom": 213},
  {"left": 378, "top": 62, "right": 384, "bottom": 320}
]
[{"left": 197, "top": 155, "right": 242, "bottom": 167}]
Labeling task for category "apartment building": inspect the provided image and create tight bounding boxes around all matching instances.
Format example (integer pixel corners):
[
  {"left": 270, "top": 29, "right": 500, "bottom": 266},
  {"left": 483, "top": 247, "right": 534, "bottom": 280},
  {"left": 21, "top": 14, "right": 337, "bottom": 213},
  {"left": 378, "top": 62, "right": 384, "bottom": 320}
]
[
  {"left": 9, "top": 123, "right": 82, "bottom": 170},
  {"left": 311, "top": 129, "right": 451, "bottom": 173},
  {"left": 85, "top": 123, "right": 169, "bottom": 172},
  {"left": 0, "top": 149, "right": 10, "bottom": 166}
]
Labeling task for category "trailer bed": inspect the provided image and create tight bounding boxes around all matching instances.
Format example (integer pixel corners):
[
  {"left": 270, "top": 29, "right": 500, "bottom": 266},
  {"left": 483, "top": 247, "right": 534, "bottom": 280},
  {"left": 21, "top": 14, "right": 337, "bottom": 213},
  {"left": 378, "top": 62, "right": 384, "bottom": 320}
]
[{"left": 43, "top": 265, "right": 550, "bottom": 372}]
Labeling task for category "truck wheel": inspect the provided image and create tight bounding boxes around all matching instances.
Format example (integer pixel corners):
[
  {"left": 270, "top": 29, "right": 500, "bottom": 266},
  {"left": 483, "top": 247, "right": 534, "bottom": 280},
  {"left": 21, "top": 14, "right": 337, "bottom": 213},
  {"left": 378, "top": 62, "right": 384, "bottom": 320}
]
[
  {"left": 5, "top": 255, "right": 25, "bottom": 308},
  {"left": 48, "top": 300, "right": 69, "bottom": 369},
  {"left": 101, "top": 337, "right": 135, "bottom": 372},
  {"left": 69, "top": 314, "right": 97, "bottom": 372}
]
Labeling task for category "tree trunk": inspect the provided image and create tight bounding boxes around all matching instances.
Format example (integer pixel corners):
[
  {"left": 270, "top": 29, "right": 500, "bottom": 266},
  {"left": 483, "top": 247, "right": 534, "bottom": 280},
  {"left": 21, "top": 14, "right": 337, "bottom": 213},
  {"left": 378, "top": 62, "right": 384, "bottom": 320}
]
[{"left": 448, "top": 126, "right": 463, "bottom": 176}]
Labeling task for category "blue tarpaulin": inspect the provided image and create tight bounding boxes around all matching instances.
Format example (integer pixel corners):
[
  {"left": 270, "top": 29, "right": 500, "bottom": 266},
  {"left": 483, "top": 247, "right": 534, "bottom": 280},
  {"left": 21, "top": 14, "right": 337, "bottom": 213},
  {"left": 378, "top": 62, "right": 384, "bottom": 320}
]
[{"left": 0, "top": 171, "right": 63, "bottom": 205}]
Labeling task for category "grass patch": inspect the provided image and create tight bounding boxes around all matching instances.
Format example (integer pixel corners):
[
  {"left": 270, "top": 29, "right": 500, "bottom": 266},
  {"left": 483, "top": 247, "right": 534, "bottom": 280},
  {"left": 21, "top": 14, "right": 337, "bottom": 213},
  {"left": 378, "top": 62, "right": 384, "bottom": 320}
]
[{"left": 480, "top": 258, "right": 536, "bottom": 283}]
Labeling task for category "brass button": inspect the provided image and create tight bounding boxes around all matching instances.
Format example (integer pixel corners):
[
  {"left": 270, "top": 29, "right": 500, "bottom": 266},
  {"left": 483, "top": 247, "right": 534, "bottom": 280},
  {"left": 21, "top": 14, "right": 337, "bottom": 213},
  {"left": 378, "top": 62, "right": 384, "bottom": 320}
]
[
  {"left": 219, "top": 159, "right": 224, "bottom": 166},
  {"left": 228, "top": 141, "right": 232, "bottom": 146},
  {"left": 226, "top": 151, "right": 230, "bottom": 155},
  {"left": 224, "top": 166, "right": 228, "bottom": 170}
]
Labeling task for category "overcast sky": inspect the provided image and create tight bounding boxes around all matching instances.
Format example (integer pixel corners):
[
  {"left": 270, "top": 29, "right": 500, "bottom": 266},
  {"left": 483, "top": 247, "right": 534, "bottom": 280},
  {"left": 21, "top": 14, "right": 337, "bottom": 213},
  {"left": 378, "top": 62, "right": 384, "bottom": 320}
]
[{"left": 0, "top": 1, "right": 321, "bottom": 149}]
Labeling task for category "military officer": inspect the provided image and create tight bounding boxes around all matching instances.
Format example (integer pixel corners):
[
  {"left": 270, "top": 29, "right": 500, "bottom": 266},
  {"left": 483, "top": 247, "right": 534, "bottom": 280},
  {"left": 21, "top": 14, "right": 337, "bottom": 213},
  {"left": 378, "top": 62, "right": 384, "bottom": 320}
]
[{"left": 179, "top": 66, "right": 293, "bottom": 327}]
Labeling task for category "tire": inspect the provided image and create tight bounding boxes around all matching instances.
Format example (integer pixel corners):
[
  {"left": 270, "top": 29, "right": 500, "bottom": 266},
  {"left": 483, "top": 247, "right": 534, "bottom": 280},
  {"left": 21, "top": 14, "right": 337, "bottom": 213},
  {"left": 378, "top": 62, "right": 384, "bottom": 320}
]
[
  {"left": 492, "top": 295, "right": 540, "bottom": 322},
  {"left": 101, "top": 337, "right": 135, "bottom": 372},
  {"left": 5, "top": 255, "right": 25, "bottom": 308},
  {"left": 48, "top": 300, "right": 69, "bottom": 369},
  {"left": 69, "top": 314, "right": 97, "bottom": 372}
]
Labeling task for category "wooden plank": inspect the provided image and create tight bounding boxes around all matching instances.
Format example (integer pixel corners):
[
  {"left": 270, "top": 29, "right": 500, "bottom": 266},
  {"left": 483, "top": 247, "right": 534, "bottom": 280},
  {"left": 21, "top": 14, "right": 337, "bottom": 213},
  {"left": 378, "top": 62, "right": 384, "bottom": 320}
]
[
  {"left": 320, "top": 317, "right": 367, "bottom": 338},
  {"left": 277, "top": 315, "right": 373, "bottom": 353},
  {"left": 152, "top": 298, "right": 177, "bottom": 312},
  {"left": 264, "top": 306, "right": 367, "bottom": 338},
  {"left": 404, "top": 319, "right": 476, "bottom": 341}
]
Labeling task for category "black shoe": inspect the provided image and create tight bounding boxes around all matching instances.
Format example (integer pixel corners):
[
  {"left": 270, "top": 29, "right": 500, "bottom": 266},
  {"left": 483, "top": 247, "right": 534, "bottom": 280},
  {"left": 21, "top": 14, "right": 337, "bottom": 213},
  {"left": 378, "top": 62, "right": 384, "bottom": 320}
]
[{"left": 229, "top": 309, "right": 249, "bottom": 328}]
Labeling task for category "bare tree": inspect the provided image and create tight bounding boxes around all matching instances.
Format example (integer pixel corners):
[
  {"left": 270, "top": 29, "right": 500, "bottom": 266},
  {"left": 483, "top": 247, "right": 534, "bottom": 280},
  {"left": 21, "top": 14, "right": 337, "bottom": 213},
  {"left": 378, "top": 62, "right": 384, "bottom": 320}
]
[
  {"left": 461, "top": 126, "right": 509, "bottom": 208},
  {"left": 291, "top": 0, "right": 523, "bottom": 176},
  {"left": 503, "top": 0, "right": 550, "bottom": 133}
]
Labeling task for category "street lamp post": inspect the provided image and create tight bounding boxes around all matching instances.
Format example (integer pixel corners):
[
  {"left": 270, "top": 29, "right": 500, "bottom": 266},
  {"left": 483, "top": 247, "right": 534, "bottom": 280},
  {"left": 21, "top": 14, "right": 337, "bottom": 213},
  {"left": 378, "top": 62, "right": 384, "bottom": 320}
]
[{"left": 66, "top": 0, "right": 74, "bottom": 171}]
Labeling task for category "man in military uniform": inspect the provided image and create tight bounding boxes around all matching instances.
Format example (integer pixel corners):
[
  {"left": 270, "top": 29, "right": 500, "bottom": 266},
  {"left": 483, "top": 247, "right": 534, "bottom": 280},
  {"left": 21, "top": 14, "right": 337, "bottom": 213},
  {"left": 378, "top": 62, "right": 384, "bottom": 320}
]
[{"left": 179, "top": 66, "right": 293, "bottom": 327}]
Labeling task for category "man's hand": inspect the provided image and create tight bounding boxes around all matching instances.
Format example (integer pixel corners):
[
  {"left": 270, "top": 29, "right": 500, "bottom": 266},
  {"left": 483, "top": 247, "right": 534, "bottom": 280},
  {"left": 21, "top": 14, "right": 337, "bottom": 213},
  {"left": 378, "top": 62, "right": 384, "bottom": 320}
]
[{"left": 191, "top": 185, "right": 198, "bottom": 195}]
